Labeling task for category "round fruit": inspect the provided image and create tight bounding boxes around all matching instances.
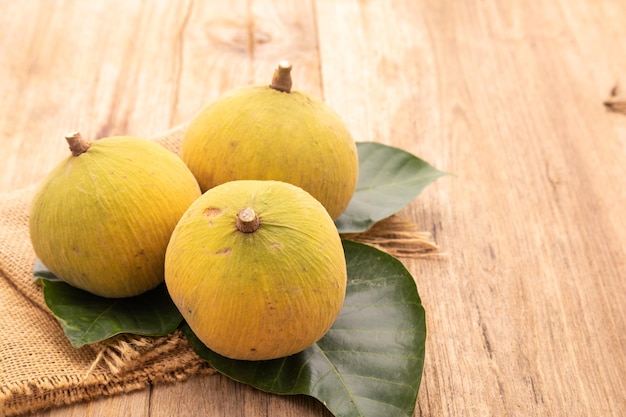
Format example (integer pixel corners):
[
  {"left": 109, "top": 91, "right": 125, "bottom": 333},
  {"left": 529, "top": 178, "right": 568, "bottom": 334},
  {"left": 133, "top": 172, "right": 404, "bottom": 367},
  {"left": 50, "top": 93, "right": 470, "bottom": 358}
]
[
  {"left": 29, "top": 132, "right": 201, "bottom": 298},
  {"left": 164, "top": 180, "right": 347, "bottom": 360},
  {"left": 180, "top": 61, "right": 359, "bottom": 220}
]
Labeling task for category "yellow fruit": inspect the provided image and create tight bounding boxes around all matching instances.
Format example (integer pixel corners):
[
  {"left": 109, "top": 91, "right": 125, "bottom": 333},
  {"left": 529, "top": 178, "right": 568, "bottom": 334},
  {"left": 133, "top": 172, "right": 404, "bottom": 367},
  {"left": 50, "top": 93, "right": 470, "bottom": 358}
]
[
  {"left": 29, "top": 132, "right": 201, "bottom": 298},
  {"left": 165, "top": 180, "right": 347, "bottom": 360},
  {"left": 181, "top": 61, "right": 359, "bottom": 220}
]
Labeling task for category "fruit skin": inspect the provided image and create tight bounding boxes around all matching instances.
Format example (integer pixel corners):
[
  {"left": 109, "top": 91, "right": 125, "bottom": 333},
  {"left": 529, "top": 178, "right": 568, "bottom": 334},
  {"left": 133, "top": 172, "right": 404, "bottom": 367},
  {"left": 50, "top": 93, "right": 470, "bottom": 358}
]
[
  {"left": 180, "top": 82, "right": 359, "bottom": 220},
  {"left": 165, "top": 180, "right": 347, "bottom": 361},
  {"left": 29, "top": 135, "right": 202, "bottom": 298}
]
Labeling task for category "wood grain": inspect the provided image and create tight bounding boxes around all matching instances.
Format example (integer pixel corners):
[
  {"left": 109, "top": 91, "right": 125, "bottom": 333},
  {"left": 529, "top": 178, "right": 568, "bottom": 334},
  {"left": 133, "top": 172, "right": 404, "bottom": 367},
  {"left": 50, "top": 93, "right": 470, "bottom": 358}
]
[{"left": 1, "top": 0, "right": 625, "bottom": 416}]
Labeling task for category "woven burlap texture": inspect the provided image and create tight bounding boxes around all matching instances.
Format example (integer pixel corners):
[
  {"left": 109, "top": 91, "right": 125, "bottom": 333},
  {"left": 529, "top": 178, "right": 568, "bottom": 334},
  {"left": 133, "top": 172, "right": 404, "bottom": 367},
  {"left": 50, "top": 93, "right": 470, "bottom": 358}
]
[
  {"left": 0, "top": 124, "right": 438, "bottom": 416},
  {"left": 0, "top": 124, "right": 217, "bottom": 417}
]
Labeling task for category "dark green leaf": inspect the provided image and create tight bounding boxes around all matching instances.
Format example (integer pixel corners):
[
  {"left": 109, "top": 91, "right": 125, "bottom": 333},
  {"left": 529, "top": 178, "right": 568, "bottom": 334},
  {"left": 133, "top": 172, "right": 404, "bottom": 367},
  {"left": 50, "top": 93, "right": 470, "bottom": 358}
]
[
  {"left": 184, "top": 240, "right": 426, "bottom": 417},
  {"left": 36, "top": 265, "right": 183, "bottom": 347},
  {"left": 336, "top": 142, "right": 447, "bottom": 233}
]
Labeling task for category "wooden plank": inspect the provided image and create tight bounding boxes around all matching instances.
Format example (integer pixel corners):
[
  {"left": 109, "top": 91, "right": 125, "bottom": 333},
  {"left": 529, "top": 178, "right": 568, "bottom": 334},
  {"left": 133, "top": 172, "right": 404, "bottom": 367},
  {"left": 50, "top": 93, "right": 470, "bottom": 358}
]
[
  {"left": 3, "top": 0, "right": 325, "bottom": 416},
  {"left": 2, "top": 0, "right": 625, "bottom": 416},
  {"left": 149, "top": 374, "right": 332, "bottom": 417},
  {"left": 316, "top": 0, "right": 626, "bottom": 416},
  {"left": 0, "top": 0, "right": 193, "bottom": 192},
  {"left": 172, "top": 0, "right": 323, "bottom": 126}
]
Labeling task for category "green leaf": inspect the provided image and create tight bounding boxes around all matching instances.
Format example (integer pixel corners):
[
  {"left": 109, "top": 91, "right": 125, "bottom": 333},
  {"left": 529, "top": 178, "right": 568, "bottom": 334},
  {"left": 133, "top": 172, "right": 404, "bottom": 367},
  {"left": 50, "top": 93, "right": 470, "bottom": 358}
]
[
  {"left": 36, "top": 265, "right": 183, "bottom": 347},
  {"left": 336, "top": 142, "right": 447, "bottom": 234},
  {"left": 183, "top": 240, "right": 426, "bottom": 417}
]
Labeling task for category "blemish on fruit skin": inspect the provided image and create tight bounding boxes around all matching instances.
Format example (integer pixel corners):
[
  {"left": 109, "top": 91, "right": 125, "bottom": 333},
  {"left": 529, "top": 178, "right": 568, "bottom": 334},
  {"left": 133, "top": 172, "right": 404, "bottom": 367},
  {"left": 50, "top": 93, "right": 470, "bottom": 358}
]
[
  {"left": 269, "top": 242, "right": 283, "bottom": 249},
  {"left": 203, "top": 207, "right": 223, "bottom": 217},
  {"left": 216, "top": 247, "right": 232, "bottom": 255}
]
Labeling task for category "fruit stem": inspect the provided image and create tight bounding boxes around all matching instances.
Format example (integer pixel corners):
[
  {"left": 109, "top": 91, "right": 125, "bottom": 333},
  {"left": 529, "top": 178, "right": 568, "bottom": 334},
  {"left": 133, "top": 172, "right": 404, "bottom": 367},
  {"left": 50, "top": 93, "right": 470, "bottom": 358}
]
[
  {"left": 270, "top": 61, "right": 293, "bottom": 93},
  {"left": 65, "top": 132, "right": 90, "bottom": 156},
  {"left": 236, "top": 208, "right": 260, "bottom": 233}
]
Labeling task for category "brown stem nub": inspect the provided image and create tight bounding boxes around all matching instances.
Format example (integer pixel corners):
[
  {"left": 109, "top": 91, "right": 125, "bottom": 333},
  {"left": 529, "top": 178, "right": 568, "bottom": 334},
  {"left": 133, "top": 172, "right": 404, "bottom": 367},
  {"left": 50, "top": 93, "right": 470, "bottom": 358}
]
[
  {"left": 236, "top": 208, "right": 260, "bottom": 233},
  {"left": 65, "top": 132, "right": 90, "bottom": 156},
  {"left": 270, "top": 61, "right": 293, "bottom": 93}
]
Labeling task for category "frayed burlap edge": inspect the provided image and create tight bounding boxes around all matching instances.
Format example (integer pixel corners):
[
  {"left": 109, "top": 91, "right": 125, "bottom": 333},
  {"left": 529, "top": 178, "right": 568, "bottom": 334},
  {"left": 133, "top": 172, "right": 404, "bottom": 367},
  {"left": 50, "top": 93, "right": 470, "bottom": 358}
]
[
  {"left": 343, "top": 215, "right": 440, "bottom": 258},
  {"left": 2, "top": 331, "right": 215, "bottom": 417},
  {"left": 0, "top": 122, "right": 438, "bottom": 417}
]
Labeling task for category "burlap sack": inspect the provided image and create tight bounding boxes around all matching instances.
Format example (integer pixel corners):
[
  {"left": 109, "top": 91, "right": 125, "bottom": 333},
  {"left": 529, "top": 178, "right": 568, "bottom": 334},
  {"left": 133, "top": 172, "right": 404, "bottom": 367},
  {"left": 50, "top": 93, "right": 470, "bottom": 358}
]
[
  {"left": 0, "top": 124, "right": 218, "bottom": 417},
  {"left": 0, "top": 124, "right": 437, "bottom": 416}
]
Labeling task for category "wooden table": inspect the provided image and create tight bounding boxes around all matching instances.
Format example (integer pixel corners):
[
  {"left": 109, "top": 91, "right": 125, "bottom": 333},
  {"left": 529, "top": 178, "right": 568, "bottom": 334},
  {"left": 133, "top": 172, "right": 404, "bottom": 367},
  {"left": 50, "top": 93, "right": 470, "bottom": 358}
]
[{"left": 2, "top": 1, "right": 625, "bottom": 416}]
